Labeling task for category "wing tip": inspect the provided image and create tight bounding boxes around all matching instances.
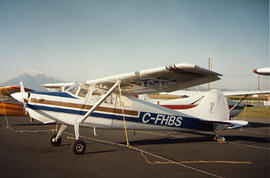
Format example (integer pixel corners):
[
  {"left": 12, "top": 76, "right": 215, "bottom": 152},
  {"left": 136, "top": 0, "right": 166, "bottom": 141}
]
[{"left": 168, "top": 63, "right": 222, "bottom": 76}]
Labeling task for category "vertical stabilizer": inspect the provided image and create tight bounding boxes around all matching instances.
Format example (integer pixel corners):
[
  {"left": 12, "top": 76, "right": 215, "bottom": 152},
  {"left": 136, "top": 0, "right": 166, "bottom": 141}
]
[{"left": 190, "top": 89, "right": 229, "bottom": 121}]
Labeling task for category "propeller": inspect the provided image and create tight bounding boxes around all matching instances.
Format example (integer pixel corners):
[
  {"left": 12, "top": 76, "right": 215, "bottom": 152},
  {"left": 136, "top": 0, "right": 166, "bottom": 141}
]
[
  {"left": 10, "top": 82, "right": 31, "bottom": 119},
  {"left": 20, "top": 82, "right": 29, "bottom": 116},
  {"left": 20, "top": 81, "right": 25, "bottom": 94}
]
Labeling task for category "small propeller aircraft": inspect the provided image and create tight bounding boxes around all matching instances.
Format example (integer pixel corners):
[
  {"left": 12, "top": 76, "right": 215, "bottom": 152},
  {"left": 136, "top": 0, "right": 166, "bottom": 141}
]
[
  {"left": 44, "top": 83, "right": 270, "bottom": 118},
  {"left": 253, "top": 67, "right": 270, "bottom": 76},
  {"left": 11, "top": 63, "right": 248, "bottom": 154},
  {"left": 139, "top": 90, "right": 270, "bottom": 118}
]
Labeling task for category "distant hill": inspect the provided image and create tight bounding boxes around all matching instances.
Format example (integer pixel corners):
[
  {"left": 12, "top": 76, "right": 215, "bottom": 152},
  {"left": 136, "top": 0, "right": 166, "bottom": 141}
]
[{"left": 0, "top": 73, "right": 65, "bottom": 91}]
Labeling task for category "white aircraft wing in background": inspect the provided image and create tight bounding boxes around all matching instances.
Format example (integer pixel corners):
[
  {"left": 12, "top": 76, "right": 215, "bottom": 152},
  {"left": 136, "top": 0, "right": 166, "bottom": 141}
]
[
  {"left": 144, "top": 89, "right": 270, "bottom": 118},
  {"left": 222, "top": 90, "right": 270, "bottom": 96},
  {"left": 43, "top": 82, "right": 75, "bottom": 91}
]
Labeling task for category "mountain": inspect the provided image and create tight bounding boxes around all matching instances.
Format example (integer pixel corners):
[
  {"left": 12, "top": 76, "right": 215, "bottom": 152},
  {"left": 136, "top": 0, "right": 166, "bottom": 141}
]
[{"left": 1, "top": 73, "right": 65, "bottom": 91}]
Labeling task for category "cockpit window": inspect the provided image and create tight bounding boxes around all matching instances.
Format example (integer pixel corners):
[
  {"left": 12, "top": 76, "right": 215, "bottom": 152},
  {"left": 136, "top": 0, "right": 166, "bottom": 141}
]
[
  {"left": 66, "top": 83, "right": 90, "bottom": 98},
  {"left": 78, "top": 88, "right": 89, "bottom": 97},
  {"left": 66, "top": 83, "right": 79, "bottom": 95},
  {"left": 66, "top": 83, "right": 132, "bottom": 106}
]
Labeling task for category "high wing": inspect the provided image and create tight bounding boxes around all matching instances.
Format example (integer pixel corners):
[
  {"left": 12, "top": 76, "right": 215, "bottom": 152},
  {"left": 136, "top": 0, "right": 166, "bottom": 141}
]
[
  {"left": 43, "top": 63, "right": 221, "bottom": 94},
  {"left": 85, "top": 63, "right": 221, "bottom": 95}
]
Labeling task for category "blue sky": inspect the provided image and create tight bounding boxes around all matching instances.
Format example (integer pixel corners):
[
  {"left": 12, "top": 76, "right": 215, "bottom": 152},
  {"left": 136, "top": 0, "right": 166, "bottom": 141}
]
[{"left": 0, "top": 0, "right": 269, "bottom": 90}]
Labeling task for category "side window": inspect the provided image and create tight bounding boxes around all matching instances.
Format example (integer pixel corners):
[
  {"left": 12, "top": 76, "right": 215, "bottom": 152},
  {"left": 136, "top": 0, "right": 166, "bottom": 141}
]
[
  {"left": 112, "top": 94, "right": 132, "bottom": 106},
  {"left": 68, "top": 86, "right": 77, "bottom": 95},
  {"left": 78, "top": 88, "right": 89, "bottom": 98}
]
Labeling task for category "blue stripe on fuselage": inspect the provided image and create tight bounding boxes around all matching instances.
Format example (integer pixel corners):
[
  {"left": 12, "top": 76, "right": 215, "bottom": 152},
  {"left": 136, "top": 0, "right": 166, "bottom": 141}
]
[
  {"left": 29, "top": 91, "right": 78, "bottom": 99},
  {"left": 26, "top": 104, "right": 213, "bottom": 131}
]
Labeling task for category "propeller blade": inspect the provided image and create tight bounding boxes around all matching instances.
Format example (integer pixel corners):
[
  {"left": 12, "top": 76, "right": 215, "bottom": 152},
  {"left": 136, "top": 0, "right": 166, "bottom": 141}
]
[
  {"left": 20, "top": 82, "right": 28, "bottom": 115},
  {"left": 20, "top": 81, "right": 25, "bottom": 93}
]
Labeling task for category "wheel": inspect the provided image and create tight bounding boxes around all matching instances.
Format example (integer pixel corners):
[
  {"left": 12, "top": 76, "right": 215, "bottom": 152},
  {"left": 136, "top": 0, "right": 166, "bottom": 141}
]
[
  {"left": 50, "top": 133, "right": 62, "bottom": 146},
  {"left": 217, "top": 136, "right": 226, "bottom": 144},
  {"left": 220, "top": 137, "right": 225, "bottom": 142},
  {"left": 72, "top": 140, "right": 86, "bottom": 154}
]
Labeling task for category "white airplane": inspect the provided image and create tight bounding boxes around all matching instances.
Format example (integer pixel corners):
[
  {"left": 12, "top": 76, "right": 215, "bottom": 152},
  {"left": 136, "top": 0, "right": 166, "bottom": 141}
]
[
  {"left": 139, "top": 90, "right": 270, "bottom": 118},
  {"left": 44, "top": 83, "right": 269, "bottom": 118},
  {"left": 11, "top": 63, "right": 248, "bottom": 154},
  {"left": 253, "top": 67, "right": 270, "bottom": 76},
  {"left": 44, "top": 82, "right": 269, "bottom": 118}
]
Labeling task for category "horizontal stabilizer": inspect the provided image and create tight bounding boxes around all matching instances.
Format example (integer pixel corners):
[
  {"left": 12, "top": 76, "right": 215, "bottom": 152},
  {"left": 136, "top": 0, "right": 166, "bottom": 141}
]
[
  {"left": 199, "top": 119, "right": 248, "bottom": 130},
  {"left": 226, "top": 120, "right": 248, "bottom": 129}
]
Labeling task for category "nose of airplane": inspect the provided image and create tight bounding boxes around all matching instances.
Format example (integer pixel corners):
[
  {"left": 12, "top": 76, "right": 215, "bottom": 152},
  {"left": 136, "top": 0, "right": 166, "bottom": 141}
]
[
  {"left": 11, "top": 92, "right": 27, "bottom": 103},
  {"left": 253, "top": 68, "right": 258, "bottom": 74}
]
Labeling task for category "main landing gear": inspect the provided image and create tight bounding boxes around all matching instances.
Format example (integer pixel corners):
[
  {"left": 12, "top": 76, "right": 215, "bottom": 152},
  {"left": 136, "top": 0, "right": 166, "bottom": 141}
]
[
  {"left": 213, "top": 131, "right": 227, "bottom": 143},
  {"left": 50, "top": 81, "right": 120, "bottom": 155},
  {"left": 50, "top": 124, "right": 87, "bottom": 154},
  {"left": 72, "top": 140, "right": 86, "bottom": 154}
]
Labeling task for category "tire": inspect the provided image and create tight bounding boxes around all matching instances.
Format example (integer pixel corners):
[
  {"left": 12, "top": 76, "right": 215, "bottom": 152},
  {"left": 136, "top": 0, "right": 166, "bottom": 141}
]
[
  {"left": 72, "top": 140, "right": 86, "bottom": 154},
  {"left": 220, "top": 137, "right": 225, "bottom": 142},
  {"left": 50, "top": 133, "right": 62, "bottom": 146}
]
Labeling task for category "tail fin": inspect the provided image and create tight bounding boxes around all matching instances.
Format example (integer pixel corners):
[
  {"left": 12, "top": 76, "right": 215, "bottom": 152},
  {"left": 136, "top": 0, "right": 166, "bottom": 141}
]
[
  {"left": 189, "top": 89, "right": 248, "bottom": 129},
  {"left": 191, "top": 89, "right": 229, "bottom": 122}
]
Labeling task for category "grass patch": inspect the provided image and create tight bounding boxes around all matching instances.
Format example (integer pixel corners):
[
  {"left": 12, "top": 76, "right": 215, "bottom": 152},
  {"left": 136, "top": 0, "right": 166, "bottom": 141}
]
[
  {"left": 239, "top": 106, "right": 270, "bottom": 119},
  {"left": 148, "top": 94, "right": 182, "bottom": 100},
  {"left": 228, "top": 94, "right": 269, "bottom": 101}
]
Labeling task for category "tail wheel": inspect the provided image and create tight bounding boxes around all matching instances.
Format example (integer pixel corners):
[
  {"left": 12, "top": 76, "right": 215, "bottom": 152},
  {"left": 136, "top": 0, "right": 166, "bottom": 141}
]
[
  {"left": 50, "top": 133, "right": 62, "bottom": 146},
  {"left": 217, "top": 137, "right": 227, "bottom": 143},
  {"left": 72, "top": 140, "right": 86, "bottom": 154}
]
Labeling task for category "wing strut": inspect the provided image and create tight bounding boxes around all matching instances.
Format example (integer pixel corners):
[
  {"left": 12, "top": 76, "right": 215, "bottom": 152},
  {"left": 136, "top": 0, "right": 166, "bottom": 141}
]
[
  {"left": 78, "top": 80, "right": 120, "bottom": 123},
  {"left": 229, "top": 95, "right": 248, "bottom": 113},
  {"left": 74, "top": 80, "right": 120, "bottom": 140},
  {"left": 118, "top": 83, "right": 130, "bottom": 148}
]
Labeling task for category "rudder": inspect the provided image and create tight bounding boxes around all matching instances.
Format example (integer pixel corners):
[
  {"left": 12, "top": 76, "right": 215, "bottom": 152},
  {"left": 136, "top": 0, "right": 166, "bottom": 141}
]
[{"left": 190, "top": 89, "right": 229, "bottom": 122}]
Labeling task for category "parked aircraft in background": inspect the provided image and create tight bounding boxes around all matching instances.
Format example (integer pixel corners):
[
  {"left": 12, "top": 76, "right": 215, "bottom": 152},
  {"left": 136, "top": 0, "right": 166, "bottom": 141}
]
[
  {"left": 0, "top": 86, "right": 32, "bottom": 116},
  {"left": 253, "top": 67, "right": 270, "bottom": 76},
  {"left": 139, "top": 90, "right": 270, "bottom": 118},
  {"left": 12, "top": 63, "right": 248, "bottom": 154},
  {"left": 43, "top": 82, "right": 75, "bottom": 92}
]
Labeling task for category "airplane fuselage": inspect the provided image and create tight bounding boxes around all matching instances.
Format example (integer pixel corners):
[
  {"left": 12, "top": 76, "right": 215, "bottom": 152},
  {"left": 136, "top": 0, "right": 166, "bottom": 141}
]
[{"left": 24, "top": 91, "right": 214, "bottom": 132}]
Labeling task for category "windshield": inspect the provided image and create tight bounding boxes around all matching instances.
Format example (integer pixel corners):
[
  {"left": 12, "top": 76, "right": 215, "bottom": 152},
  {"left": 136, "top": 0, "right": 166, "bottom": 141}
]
[
  {"left": 66, "top": 82, "right": 91, "bottom": 98},
  {"left": 66, "top": 82, "right": 79, "bottom": 95},
  {"left": 65, "top": 83, "right": 132, "bottom": 106}
]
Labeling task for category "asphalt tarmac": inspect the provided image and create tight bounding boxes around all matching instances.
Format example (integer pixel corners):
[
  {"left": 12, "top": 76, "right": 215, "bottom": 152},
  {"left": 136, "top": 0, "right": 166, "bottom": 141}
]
[{"left": 0, "top": 116, "right": 269, "bottom": 178}]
